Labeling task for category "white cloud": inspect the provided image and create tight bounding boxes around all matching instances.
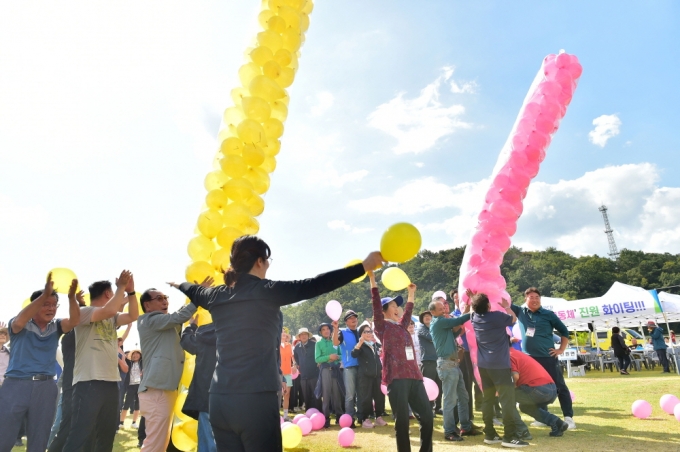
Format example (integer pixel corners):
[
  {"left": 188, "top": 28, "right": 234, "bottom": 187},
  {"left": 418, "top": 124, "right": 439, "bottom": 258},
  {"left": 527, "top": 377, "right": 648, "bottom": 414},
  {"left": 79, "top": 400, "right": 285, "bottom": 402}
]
[
  {"left": 327, "top": 220, "right": 373, "bottom": 234},
  {"left": 415, "top": 162, "right": 424, "bottom": 168},
  {"left": 367, "top": 67, "right": 473, "bottom": 155},
  {"left": 307, "top": 169, "right": 369, "bottom": 188},
  {"left": 309, "top": 91, "right": 335, "bottom": 117},
  {"left": 588, "top": 114, "right": 621, "bottom": 147}
]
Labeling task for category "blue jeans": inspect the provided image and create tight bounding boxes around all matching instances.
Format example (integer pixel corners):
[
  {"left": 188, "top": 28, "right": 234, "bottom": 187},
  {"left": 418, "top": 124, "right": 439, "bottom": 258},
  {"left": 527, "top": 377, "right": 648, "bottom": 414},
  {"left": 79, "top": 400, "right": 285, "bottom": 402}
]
[
  {"left": 198, "top": 411, "right": 216, "bottom": 452},
  {"left": 343, "top": 366, "right": 358, "bottom": 418},
  {"left": 513, "top": 383, "right": 561, "bottom": 429},
  {"left": 436, "top": 359, "right": 471, "bottom": 435}
]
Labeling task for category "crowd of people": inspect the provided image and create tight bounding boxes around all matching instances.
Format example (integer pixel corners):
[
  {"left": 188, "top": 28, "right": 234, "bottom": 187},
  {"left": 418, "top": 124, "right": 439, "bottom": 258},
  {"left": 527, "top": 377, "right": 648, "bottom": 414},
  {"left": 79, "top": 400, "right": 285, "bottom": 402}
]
[{"left": 6, "top": 233, "right": 662, "bottom": 452}]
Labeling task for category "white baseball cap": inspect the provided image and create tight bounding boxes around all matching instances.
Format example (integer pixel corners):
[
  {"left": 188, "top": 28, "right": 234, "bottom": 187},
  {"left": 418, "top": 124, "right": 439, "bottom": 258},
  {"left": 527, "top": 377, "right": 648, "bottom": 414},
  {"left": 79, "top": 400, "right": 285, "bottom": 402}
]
[{"left": 431, "top": 290, "right": 447, "bottom": 301}]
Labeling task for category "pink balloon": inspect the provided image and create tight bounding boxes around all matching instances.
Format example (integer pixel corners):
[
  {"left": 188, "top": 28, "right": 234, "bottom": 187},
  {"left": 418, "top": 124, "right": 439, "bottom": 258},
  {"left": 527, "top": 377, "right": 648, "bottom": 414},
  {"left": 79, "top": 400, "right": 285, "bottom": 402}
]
[
  {"left": 512, "top": 323, "right": 521, "bottom": 339},
  {"left": 557, "top": 89, "right": 573, "bottom": 106},
  {"left": 423, "top": 377, "right": 439, "bottom": 401},
  {"left": 567, "top": 61, "right": 583, "bottom": 79},
  {"left": 570, "top": 390, "right": 576, "bottom": 402},
  {"left": 511, "top": 133, "right": 528, "bottom": 151},
  {"left": 305, "top": 408, "right": 320, "bottom": 418},
  {"left": 339, "top": 414, "right": 352, "bottom": 428},
  {"left": 481, "top": 245, "right": 504, "bottom": 266},
  {"left": 660, "top": 394, "right": 680, "bottom": 414},
  {"left": 632, "top": 400, "right": 652, "bottom": 419},
  {"left": 298, "top": 418, "right": 313, "bottom": 436},
  {"left": 325, "top": 300, "right": 342, "bottom": 321},
  {"left": 280, "top": 416, "right": 284, "bottom": 425},
  {"left": 555, "top": 52, "right": 571, "bottom": 68},
  {"left": 489, "top": 200, "right": 518, "bottom": 221},
  {"left": 478, "top": 209, "right": 493, "bottom": 222},
  {"left": 291, "top": 369, "right": 299, "bottom": 379},
  {"left": 292, "top": 414, "right": 306, "bottom": 424},
  {"left": 281, "top": 421, "right": 293, "bottom": 429},
  {"left": 492, "top": 173, "right": 511, "bottom": 189},
  {"left": 469, "top": 254, "right": 483, "bottom": 268},
  {"left": 674, "top": 403, "right": 680, "bottom": 421},
  {"left": 487, "top": 231, "right": 511, "bottom": 251},
  {"left": 338, "top": 427, "right": 355, "bottom": 447},
  {"left": 380, "top": 384, "right": 388, "bottom": 395},
  {"left": 471, "top": 233, "right": 489, "bottom": 249},
  {"left": 310, "top": 413, "right": 326, "bottom": 430}
]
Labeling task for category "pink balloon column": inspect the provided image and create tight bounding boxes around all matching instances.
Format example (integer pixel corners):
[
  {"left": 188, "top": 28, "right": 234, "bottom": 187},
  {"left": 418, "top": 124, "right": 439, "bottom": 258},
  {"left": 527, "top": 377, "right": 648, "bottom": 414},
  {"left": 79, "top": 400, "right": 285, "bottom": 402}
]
[{"left": 457, "top": 51, "right": 583, "bottom": 385}]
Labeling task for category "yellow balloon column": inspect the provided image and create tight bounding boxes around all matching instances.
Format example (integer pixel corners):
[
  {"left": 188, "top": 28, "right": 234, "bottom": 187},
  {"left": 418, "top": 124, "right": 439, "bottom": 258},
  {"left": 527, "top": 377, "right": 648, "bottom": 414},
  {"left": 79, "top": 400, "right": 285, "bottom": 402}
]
[{"left": 175, "top": 0, "right": 315, "bottom": 449}]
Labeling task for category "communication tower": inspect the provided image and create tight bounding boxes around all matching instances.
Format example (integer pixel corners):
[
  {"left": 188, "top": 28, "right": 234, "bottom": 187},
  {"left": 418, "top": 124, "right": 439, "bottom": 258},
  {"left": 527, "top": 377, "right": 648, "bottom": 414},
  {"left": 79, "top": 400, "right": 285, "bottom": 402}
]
[{"left": 599, "top": 205, "right": 620, "bottom": 260}]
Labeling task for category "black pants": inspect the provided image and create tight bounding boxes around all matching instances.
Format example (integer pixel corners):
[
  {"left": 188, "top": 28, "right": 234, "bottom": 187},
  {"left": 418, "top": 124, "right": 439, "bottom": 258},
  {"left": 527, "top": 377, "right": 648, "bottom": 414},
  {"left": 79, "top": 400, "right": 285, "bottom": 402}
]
[
  {"left": 63, "top": 380, "right": 119, "bottom": 452},
  {"left": 419, "top": 361, "right": 442, "bottom": 411},
  {"left": 356, "top": 375, "right": 385, "bottom": 422},
  {"left": 532, "top": 356, "right": 573, "bottom": 417},
  {"left": 209, "top": 392, "right": 281, "bottom": 452},
  {"left": 616, "top": 353, "right": 631, "bottom": 372},
  {"left": 138, "top": 416, "right": 146, "bottom": 443},
  {"left": 458, "top": 351, "right": 475, "bottom": 419},
  {"left": 656, "top": 349, "right": 670, "bottom": 372},
  {"left": 299, "top": 377, "right": 320, "bottom": 411},
  {"left": 122, "top": 384, "right": 140, "bottom": 411},
  {"left": 48, "top": 384, "right": 91, "bottom": 452},
  {"left": 291, "top": 377, "right": 304, "bottom": 409},
  {"left": 387, "top": 379, "right": 433, "bottom": 452},
  {"left": 479, "top": 368, "right": 525, "bottom": 441}
]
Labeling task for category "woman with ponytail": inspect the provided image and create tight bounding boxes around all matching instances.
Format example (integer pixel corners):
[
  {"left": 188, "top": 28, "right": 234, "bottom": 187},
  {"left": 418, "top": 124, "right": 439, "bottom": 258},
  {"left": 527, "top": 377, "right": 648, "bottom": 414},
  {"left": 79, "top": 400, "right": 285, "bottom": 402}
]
[{"left": 170, "top": 235, "right": 384, "bottom": 452}]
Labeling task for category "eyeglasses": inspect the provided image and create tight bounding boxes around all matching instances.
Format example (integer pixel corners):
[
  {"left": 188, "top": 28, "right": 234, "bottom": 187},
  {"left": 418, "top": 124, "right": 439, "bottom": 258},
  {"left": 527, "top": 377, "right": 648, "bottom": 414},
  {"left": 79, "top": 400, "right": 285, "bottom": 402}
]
[
  {"left": 43, "top": 304, "right": 60, "bottom": 309},
  {"left": 149, "top": 295, "right": 169, "bottom": 302},
  {"left": 362, "top": 330, "right": 373, "bottom": 334},
  {"left": 267, "top": 257, "right": 273, "bottom": 263}
]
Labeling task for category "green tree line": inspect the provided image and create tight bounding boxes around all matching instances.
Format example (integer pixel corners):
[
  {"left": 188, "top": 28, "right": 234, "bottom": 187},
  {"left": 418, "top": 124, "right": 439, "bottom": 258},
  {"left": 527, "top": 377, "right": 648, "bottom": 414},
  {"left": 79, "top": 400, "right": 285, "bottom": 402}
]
[{"left": 282, "top": 247, "right": 680, "bottom": 334}]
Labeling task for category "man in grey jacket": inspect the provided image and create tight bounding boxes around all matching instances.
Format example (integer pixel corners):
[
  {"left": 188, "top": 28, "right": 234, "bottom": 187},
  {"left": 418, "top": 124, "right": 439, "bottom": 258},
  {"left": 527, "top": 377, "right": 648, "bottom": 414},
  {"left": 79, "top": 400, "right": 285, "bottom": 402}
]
[{"left": 137, "top": 287, "right": 197, "bottom": 452}]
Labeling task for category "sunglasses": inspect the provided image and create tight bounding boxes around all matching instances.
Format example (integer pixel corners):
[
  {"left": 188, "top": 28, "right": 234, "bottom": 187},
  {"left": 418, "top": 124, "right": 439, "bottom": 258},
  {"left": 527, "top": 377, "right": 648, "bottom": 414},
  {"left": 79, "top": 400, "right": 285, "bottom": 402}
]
[{"left": 149, "top": 295, "right": 169, "bottom": 302}]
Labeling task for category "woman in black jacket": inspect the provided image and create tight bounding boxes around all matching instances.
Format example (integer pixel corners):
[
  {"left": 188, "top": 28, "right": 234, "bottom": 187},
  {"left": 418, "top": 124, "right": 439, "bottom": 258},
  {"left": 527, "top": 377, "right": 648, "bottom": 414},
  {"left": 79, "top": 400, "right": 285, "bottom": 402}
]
[
  {"left": 351, "top": 324, "right": 387, "bottom": 428},
  {"left": 611, "top": 327, "right": 631, "bottom": 375}
]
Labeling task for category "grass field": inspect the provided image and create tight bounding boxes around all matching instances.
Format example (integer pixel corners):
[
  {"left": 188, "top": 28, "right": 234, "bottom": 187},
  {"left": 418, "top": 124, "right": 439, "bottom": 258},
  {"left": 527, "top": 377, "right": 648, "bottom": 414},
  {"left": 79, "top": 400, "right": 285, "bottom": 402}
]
[{"left": 17, "top": 369, "right": 679, "bottom": 451}]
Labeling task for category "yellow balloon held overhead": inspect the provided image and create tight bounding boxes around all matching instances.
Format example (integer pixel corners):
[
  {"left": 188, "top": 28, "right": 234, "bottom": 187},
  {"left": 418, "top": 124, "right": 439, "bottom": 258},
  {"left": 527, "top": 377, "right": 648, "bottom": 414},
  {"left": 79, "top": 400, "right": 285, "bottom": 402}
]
[
  {"left": 380, "top": 222, "right": 422, "bottom": 263},
  {"left": 381, "top": 267, "right": 411, "bottom": 291},
  {"left": 49, "top": 268, "right": 78, "bottom": 294},
  {"left": 345, "top": 259, "right": 367, "bottom": 283}
]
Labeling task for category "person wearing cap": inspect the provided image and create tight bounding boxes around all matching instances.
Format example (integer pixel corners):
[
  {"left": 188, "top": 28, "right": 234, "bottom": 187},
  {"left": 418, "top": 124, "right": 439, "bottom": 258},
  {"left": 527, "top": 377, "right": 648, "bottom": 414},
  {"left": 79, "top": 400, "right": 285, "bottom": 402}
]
[
  {"left": 417, "top": 311, "right": 442, "bottom": 416},
  {"left": 369, "top": 271, "right": 432, "bottom": 452},
  {"left": 315, "top": 323, "right": 344, "bottom": 427},
  {"left": 332, "top": 309, "right": 361, "bottom": 427},
  {"left": 0, "top": 274, "right": 81, "bottom": 452},
  {"left": 0, "top": 323, "right": 9, "bottom": 387},
  {"left": 428, "top": 295, "right": 476, "bottom": 441},
  {"left": 293, "top": 328, "right": 320, "bottom": 412},
  {"left": 647, "top": 321, "right": 670, "bottom": 372}
]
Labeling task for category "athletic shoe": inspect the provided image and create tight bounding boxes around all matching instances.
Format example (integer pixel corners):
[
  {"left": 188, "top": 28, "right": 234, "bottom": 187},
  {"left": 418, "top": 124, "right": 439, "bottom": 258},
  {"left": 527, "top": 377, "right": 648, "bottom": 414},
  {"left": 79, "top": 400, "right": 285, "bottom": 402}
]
[
  {"left": 283, "top": 415, "right": 291, "bottom": 422},
  {"left": 563, "top": 416, "right": 576, "bottom": 430},
  {"left": 374, "top": 416, "right": 387, "bottom": 426},
  {"left": 530, "top": 420, "right": 548, "bottom": 427},
  {"left": 131, "top": 422, "right": 139, "bottom": 429},
  {"left": 444, "top": 432, "right": 464, "bottom": 442},
  {"left": 460, "top": 428, "right": 481, "bottom": 436},
  {"left": 484, "top": 435, "right": 503, "bottom": 444},
  {"left": 493, "top": 418, "right": 503, "bottom": 426},
  {"left": 137, "top": 441, "right": 143, "bottom": 448},
  {"left": 518, "top": 430, "right": 533, "bottom": 440},
  {"left": 14, "top": 440, "right": 23, "bottom": 447},
  {"left": 361, "top": 419, "right": 374, "bottom": 428},
  {"left": 550, "top": 419, "right": 568, "bottom": 437},
  {"left": 501, "top": 438, "right": 529, "bottom": 448}
]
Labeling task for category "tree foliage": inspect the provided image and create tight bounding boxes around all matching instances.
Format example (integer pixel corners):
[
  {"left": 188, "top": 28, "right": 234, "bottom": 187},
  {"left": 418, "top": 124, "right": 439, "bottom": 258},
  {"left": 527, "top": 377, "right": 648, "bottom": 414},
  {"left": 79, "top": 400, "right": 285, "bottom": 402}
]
[{"left": 282, "top": 247, "right": 680, "bottom": 333}]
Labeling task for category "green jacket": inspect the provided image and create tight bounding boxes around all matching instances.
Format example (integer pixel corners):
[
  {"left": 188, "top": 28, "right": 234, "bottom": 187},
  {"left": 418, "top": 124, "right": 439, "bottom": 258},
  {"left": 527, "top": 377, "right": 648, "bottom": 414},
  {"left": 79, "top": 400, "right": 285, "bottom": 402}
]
[{"left": 315, "top": 337, "right": 340, "bottom": 366}]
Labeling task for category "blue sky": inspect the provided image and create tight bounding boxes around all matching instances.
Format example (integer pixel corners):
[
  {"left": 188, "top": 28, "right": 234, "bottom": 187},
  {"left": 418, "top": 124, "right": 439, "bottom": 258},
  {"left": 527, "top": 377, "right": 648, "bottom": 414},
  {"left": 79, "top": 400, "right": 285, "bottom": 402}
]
[{"left": 1, "top": 1, "right": 679, "bottom": 342}]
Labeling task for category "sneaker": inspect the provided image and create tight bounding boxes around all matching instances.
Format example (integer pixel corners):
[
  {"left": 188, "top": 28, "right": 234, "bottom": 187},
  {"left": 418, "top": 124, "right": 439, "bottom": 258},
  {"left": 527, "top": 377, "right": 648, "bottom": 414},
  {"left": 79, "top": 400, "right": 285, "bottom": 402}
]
[
  {"left": 530, "top": 420, "right": 548, "bottom": 427},
  {"left": 131, "top": 422, "right": 138, "bottom": 429},
  {"left": 460, "top": 428, "right": 481, "bottom": 436},
  {"left": 493, "top": 418, "right": 503, "bottom": 426},
  {"left": 563, "top": 416, "right": 576, "bottom": 430},
  {"left": 282, "top": 415, "right": 291, "bottom": 422},
  {"left": 444, "top": 432, "right": 464, "bottom": 442},
  {"left": 374, "top": 416, "right": 387, "bottom": 426},
  {"left": 518, "top": 430, "right": 533, "bottom": 440},
  {"left": 501, "top": 438, "right": 529, "bottom": 448},
  {"left": 361, "top": 419, "right": 374, "bottom": 428},
  {"left": 14, "top": 440, "right": 24, "bottom": 447},
  {"left": 550, "top": 420, "right": 568, "bottom": 437},
  {"left": 484, "top": 435, "right": 503, "bottom": 444},
  {"left": 137, "top": 441, "right": 143, "bottom": 448},
  {"left": 349, "top": 419, "right": 357, "bottom": 429}
]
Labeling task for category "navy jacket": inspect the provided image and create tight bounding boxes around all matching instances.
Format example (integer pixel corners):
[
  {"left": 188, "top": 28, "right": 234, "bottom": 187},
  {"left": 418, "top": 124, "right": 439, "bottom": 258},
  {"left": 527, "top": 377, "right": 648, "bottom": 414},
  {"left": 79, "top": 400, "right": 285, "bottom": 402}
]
[
  {"left": 180, "top": 323, "right": 217, "bottom": 419},
  {"left": 350, "top": 342, "right": 382, "bottom": 378},
  {"left": 294, "top": 338, "right": 319, "bottom": 380},
  {"left": 417, "top": 323, "right": 437, "bottom": 362}
]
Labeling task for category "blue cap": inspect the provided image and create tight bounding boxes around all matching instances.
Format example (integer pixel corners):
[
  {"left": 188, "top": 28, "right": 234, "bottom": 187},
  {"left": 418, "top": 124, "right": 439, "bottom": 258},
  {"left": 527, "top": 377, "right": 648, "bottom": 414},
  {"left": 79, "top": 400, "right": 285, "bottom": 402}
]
[
  {"left": 381, "top": 295, "right": 404, "bottom": 308},
  {"left": 318, "top": 322, "right": 333, "bottom": 333}
]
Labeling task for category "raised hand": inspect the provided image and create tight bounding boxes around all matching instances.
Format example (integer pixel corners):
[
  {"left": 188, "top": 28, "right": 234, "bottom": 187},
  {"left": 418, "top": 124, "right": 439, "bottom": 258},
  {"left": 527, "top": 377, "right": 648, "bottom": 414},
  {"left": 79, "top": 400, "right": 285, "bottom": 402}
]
[
  {"left": 126, "top": 273, "right": 135, "bottom": 293},
  {"left": 331, "top": 320, "right": 338, "bottom": 329},
  {"left": 199, "top": 276, "right": 215, "bottom": 288},
  {"left": 500, "top": 297, "right": 511, "bottom": 309},
  {"left": 68, "top": 279, "right": 79, "bottom": 299},
  {"left": 407, "top": 283, "right": 417, "bottom": 296},
  {"left": 363, "top": 252, "right": 385, "bottom": 272},
  {"left": 116, "top": 270, "right": 132, "bottom": 289},
  {"left": 45, "top": 272, "right": 54, "bottom": 294},
  {"left": 167, "top": 282, "right": 180, "bottom": 289}
]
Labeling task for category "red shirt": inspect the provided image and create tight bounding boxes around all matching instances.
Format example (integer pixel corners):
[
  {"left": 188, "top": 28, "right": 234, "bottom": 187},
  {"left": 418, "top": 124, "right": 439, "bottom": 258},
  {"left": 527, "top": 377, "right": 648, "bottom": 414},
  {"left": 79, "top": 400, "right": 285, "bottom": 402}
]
[
  {"left": 509, "top": 348, "right": 554, "bottom": 387},
  {"left": 372, "top": 287, "right": 422, "bottom": 386}
]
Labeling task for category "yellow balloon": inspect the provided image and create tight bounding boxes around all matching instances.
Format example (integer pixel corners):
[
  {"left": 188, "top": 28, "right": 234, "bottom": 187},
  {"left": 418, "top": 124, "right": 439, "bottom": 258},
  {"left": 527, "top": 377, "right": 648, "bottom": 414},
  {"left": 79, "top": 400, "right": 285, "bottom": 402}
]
[
  {"left": 260, "top": 155, "right": 277, "bottom": 173},
  {"left": 181, "top": 419, "right": 199, "bottom": 443},
  {"left": 302, "top": 0, "right": 313, "bottom": 14},
  {"left": 197, "top": 210, "right": 223, "bottom": 238},
  {"left": 249, "top": 75, "right": 285, "bottom": 102},
  {"left": 250, "top": 46, "right": 274, "bottom": 66},
  {"left": 242, "top": 143, "right": 265, "bottom": 167},
  {"left": 238, "top": 62, "right": 262, "bottom": 88},
  {"left": 277, "top": 67, "right": 295, "bottom": 88},
  {"left": 243, "top": 216, "right": 260, "bottom": 235},
  {"left": 288, "top": 52, "right": 299, "bottom": 70},
  {"left": 281, "top": 423, "right": 302, "bottom": 449},
  {"left": 205, "top": 189, "right": 228, "bottom": 210},
  {"left": 82, "top": 293, "right": 91, "bottom": 306},
  {"left": 273, "top": 48, "right": 292, "bottom": 67},
  {"left": 257, "top": 9, "right": 274, "bottom": 29},
  {"left": 187, "top": 235, "right": 215, "bottom": 262},
  {"left": 211, "top": 247, "right": 231, "bottom": 272},
  {"left": 231, "top": 87, "right": 250, "bottom": 107},
  {"left": 241, "top": 96, "right": 271, "bottom": 123},
  {"left": 172, "top": 423, "right": 196, "bottom": 451},
  {"left": 270, "top": 101, "right": 288, "bottom": 122},
  {"left": 223, "top": 202, "right": 252, "bottom": 226},
  {"left": 380, "top": 222, "right": 422, "bottom": 263},
  {"left": 243, "top": 194, "right": 265, "bottom": 216},
  {"left": 267, "top": 15, "right": 287, "bottom": 33},
  {"left": 277, "top": 6, "right": 301, "bottom": 30},
  {"left": 22, "top": 298, "right": 31, "bottom": 308},
  {"left": 186, "top": 261, "right": 215, "bottom": 285},
  {"left": 299, "top": 12, "right": 310, "bottom": 31},
  {"left": 243, "top": 167, "right": 270, "bottom": 194},
  {"left": 123, "top": 298, "right": 142, "bottom": 314},
  {"left": 223, "top": 106, "right": 245, "bottom": 128},
  {"left": 204, "top": 170, "right": 229, "bottom": 191},
  {"left": 196, "top": 307, "right": 213, "bottom": 326},
  {"left": 220, "top": 154, "right": 249, "bottom": 178},
  {"left": 381, "top": 267, "right": 411, "bottom": 291},
  {"left": 220, "top": 137, "right": 243, "bottom": 156},
  {"left": 256, "top": 30, "right": 282, "bottom": 52},
  {"left": 263, "top": 139, "right": 281, "bottom": 157},
  {"left": 281, "top": 29, "right": 301, "bottom": 52},
  {"left": 345, "top": 259, "right": 367, "bottom": 283},
  {"left": 237, "top": 118, "right": 267, "bottom": 145},
  {"left": 263, "top": 118, "right": 284, "bottom": 139},
  {"left": 285, "top": 0, "right": 306, "bottom": 10},
  {"left": 263, "top": 60, "right": 282, "bottom": 80},
  {"left": 223, "top": 177, "right": 255, "bottom": 202},
  {"left": 216, "top": 227, "right": 244, "bottom": 249},
  {"left": 175, "top": 391, "right": 189, "bottom": 417},
  {"left": 49, "top": 268, "right": 78, "bottom": 294}
]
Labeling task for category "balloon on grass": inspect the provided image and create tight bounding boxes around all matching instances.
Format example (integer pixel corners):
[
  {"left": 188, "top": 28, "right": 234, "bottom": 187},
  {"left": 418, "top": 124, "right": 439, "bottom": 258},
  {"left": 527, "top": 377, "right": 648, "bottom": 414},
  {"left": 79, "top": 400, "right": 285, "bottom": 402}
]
[
  {"left": 674, "top": 404, "right": 680, "bottom": 421},
  {"left": 298, "top": 417, "right": 313, "bottom": 435},
  {"left": 338, "top": 427, "right": 355, "bottom": 447},
  {"left": 310, "top": 412, "right": 325, "bottom": 430},
  {"left": 281, "top": 423, "right": 302, "bottom": 449},
  {"left": 632, "top": 400, "right": 652, "bottom": 419},
  {"left": 305, "top": 408, "right": 320, "bottom": 418},
  {"left": 660, "top": 394, "right": 679, "bottom": 414},
  {"left": 292, "top": 414, "right": 306, "bottom": 424},
  {"left": 380, "top": 223, "right": 422, "bottom": 263}
]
